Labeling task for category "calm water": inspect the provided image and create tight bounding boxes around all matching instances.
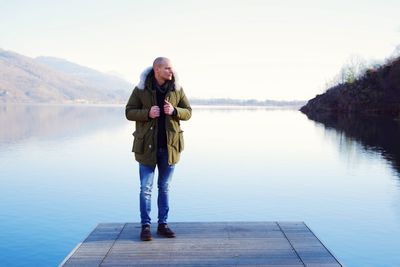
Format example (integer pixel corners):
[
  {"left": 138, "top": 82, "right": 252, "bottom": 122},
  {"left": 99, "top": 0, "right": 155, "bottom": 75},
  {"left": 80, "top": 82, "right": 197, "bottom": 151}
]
[{"left": 0, "top": 104, "right": 399, "bottom": 266}]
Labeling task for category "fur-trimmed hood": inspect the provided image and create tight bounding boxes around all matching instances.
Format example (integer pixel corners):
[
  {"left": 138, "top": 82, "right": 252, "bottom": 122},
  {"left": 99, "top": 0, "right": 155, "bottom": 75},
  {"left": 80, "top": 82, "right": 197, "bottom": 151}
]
[{"left": 136, "top": 66, "right": 181, "bottom": 91}]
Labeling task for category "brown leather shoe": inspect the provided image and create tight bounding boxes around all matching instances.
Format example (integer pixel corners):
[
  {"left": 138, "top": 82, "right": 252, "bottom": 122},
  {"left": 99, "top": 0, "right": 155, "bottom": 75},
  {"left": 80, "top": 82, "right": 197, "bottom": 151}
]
[
  {"left": 140, "top": 224, "right": 152, "bottom": 241},
  {"left": 157, "top": 223, "right": 176, "bottom": 238}
]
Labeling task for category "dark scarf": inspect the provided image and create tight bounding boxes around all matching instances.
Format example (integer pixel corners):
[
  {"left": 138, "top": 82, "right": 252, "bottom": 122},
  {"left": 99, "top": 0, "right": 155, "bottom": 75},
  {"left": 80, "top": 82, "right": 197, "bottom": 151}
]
[
  {"left": 151, "top": 74, "right": 173, "bottom": 149},
  {"left": 145, "top": 69, "right": 175, "bottom": 92}
]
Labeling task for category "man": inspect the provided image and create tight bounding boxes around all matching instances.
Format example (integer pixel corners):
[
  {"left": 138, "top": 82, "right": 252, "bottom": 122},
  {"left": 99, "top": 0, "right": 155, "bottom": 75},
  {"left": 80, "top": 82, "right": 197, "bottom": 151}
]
[{"left": 125, "top": 57, "right": 192, "bottom": 241}]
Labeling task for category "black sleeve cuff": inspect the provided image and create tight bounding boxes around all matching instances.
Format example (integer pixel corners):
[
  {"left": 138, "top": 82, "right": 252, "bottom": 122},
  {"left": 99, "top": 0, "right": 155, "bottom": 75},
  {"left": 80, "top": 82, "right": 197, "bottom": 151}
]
[{"left": 172, "top": 108, "right": 177, "bottom": 116}]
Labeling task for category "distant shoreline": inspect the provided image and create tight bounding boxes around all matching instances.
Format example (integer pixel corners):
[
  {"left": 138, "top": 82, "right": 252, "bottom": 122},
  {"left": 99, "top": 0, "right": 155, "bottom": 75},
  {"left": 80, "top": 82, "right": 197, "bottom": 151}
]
[
  {"left": 0, "top": 102, "right": 304, "bottom": 109},
  {"left": 192, "top": 104, "right": 302, "bottom": 110},
  {"left": 0, "top": 98, "right": 306, "bottom": 108}
]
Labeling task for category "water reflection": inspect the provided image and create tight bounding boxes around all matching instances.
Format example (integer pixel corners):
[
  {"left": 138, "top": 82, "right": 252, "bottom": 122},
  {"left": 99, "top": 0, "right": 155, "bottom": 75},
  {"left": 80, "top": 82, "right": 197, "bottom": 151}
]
[
  {"left": 0, "top": 104, "right": 125, "bottom": 147},
  {"left": 1, "top": 105, "right": 399, "bottom": 266},
  {"left": 303, "top": 112, "right": 400, "bottom": 177}
]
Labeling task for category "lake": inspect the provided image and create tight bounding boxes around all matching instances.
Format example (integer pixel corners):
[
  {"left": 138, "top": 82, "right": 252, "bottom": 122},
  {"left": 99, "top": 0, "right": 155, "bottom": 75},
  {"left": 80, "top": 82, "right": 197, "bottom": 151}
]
[{"left": 0, "top": 104, "right": 399, "bottom": 266}]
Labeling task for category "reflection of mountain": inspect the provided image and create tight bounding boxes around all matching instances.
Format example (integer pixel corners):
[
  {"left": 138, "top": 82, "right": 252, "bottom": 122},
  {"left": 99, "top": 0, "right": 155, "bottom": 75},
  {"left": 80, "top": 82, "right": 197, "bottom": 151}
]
[
  {"left": 0, "top": 49, "right": 132, "bottom": 104},
  {"left": 0, "top": 105, "right": 125, "bottom": 146},
  {"left": 304, "top": 112, "right": 400, "bottom": 176}
]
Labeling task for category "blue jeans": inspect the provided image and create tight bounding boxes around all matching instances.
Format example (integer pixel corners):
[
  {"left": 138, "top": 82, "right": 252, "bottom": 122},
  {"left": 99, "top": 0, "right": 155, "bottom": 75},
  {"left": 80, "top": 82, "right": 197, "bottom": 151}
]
[{"left": 139, "top": 148, "right": 175, "bottom": 225}]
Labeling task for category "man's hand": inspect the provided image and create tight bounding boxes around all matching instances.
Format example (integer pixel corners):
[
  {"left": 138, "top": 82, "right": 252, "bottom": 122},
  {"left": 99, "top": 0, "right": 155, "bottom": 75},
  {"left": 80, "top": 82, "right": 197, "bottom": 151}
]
[
  {"left": 149, "top": 105, "right": 160, "bottom": 118},
  {"left": 164, "top": 100, "right": 175, "bottom": 115}
]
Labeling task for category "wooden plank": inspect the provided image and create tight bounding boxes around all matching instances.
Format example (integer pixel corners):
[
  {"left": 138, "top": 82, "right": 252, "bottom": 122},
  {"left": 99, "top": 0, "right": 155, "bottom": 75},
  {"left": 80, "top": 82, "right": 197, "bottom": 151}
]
[
  {"left": 61, "top": 223, "right": 125, "bottom": 267},
  {"left": 278, "top": 222, "right": 343, "bottom": 267},
  {"left": 61, "top": 222, "right": 343, "bottom": 267}
]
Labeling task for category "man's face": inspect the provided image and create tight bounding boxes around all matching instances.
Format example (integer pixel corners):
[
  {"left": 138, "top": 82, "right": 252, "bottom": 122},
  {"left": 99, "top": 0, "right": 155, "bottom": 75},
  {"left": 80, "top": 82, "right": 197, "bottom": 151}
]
[{"left": 156, "top": 60, "right": 173, "bottom": 81}]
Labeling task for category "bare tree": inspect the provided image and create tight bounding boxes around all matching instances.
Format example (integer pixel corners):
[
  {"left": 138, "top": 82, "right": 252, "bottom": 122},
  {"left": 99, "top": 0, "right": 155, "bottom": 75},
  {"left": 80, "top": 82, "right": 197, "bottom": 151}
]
[
  {"left": 385, "top": 44, "right": 400, "bottom": 64},
  {"left": 325, "top": 55, "right": 368, "bottom": 89}
]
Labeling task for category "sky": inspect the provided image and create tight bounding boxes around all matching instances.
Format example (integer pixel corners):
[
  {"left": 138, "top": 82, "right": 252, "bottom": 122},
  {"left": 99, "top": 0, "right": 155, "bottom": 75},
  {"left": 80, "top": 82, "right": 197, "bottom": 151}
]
[{"left": 1, "top": 0, "right": 399, "bottom": 101}]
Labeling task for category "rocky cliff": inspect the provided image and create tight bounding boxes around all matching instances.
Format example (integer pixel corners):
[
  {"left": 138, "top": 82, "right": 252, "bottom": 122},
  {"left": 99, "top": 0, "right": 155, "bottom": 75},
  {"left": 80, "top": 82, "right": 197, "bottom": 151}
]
[{"left": 300, "top": 56, "right": 400, "bottom": 118}]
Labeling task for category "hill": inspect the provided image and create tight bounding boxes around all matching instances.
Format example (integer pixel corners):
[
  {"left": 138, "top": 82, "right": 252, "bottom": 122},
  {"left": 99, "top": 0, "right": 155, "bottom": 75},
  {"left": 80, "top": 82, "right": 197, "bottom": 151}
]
[
  {"left": 300, "top": 56, "right": 400, "bottom": 118},
  {"left": 0, "top": 49, "right": 132, "bottom": 104}
]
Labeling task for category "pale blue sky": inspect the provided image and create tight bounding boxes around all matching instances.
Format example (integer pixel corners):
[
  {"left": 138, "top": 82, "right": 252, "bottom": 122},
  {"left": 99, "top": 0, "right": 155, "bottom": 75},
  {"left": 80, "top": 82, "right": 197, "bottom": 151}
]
[{"left": 1, "top": 0, "right": 399, "bottom": 100}]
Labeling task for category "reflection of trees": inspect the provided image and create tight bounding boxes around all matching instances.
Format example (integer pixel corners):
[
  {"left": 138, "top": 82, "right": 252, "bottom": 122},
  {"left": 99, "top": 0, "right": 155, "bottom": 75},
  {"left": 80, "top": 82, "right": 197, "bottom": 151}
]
[
  {"left": 0, "top": 104, "right": 124, "bottom": 146},
  {"left": 304, "top": 112, "right": 400, "bottom": 176}
]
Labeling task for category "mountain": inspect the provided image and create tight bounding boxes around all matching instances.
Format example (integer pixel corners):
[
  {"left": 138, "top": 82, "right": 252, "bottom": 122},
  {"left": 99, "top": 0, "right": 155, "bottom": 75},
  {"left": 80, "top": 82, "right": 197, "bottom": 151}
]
[
  {"left": 300, "top": 56, "right": 400, "bottom": 118},
  {"left": 35, "top": 56, "right": 131, "bottom": 97},
  {"left": 0, "top": 49, "right": 132, "bottom": 104},
  {"left": 0, "top": 48, "right": 306, "bottom": 106}
]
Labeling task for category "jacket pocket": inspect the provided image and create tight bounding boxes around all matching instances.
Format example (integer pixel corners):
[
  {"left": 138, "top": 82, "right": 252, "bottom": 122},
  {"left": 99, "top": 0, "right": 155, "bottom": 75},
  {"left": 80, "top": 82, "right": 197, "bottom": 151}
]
[
  {"left": 132, "top": 131, "right": 145, "bottom": 154},
  {"left": 179, "top": 131, "right": 184, "bottom": 152}
]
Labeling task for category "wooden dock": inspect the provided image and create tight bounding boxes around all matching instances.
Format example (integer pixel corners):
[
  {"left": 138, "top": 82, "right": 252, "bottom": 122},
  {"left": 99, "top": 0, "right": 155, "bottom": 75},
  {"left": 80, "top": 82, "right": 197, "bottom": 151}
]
[{"left": 60, "top": 222, "right": 343, "bottom": 266}]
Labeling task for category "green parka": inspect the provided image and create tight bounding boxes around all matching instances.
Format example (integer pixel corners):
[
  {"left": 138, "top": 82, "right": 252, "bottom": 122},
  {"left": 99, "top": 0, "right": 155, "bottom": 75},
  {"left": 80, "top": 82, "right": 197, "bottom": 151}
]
[{"left": 125, "top": 67, "right": 192, "bottom": 166}]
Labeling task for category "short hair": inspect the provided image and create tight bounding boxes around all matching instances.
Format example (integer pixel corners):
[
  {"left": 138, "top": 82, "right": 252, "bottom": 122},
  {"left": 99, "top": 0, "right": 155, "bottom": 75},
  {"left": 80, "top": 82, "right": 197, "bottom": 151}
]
[{"left": 153, "top": 57, "right": 170, "bottom": 68}]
